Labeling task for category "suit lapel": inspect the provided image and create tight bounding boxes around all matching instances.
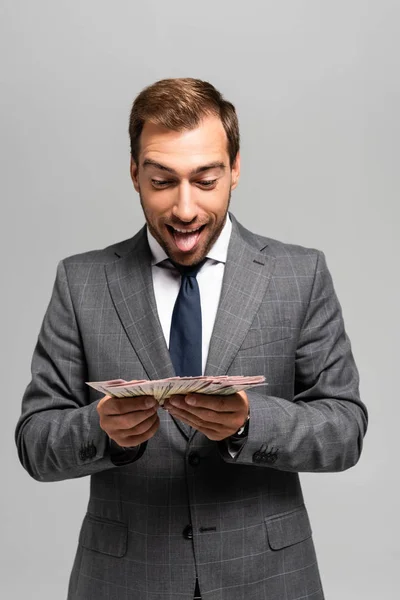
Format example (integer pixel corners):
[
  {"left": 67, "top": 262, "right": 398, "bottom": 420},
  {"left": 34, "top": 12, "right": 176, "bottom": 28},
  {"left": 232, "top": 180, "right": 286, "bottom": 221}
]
[
  {"left": 105, "top": 215, "right": 276, "bottom": 440},
  {"left": 204, "top": 214, "right": 276, "bottom": 377},
  {"left": 105, "top": 226, "right": 191, "bottom": 438}
]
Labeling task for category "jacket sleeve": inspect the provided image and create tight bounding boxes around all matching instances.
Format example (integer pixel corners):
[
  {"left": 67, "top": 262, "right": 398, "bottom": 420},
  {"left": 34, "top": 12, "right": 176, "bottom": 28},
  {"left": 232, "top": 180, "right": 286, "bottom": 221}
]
[
  {"left": 15, "top": 259, "right": 143, "bottom": 482},
  {"left": 218, "top": 250, "right": 368, "bottom": 472}
]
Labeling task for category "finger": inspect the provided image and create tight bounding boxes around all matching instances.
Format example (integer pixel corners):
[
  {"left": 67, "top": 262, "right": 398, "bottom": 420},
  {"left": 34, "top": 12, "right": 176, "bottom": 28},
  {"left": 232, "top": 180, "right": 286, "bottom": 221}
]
[
  {"left": 116, "top": 414, "right": 160, "bottom": 447},
  {"left": 182, "top": 393, "right": 242, "bottom": 412},
  {"left": 168, "top": 406, "right": 222, "bottom": 432},
  {"left": 102, "top": 407, "right": 158, "bottom": 435},
  {"left": 177, "top": 404, "right": 246, "bottom": 432},
  {"left": 169, "top": 410, "right": 231, "bottom": 441},
  {"left": 163, "top": 395, "right": 185, "bottom": 409},
  {"left": 168, "top": 396, "right": 235, "bottom": 420},
  {"left": 170, "top": 403, "right": 229, "bottom": 425},
  {"left": 118, "top": 412, "right": 159, "bottom": 440},
  {"left": 100, "top": 395, "right": 158, "bottom": 416}
]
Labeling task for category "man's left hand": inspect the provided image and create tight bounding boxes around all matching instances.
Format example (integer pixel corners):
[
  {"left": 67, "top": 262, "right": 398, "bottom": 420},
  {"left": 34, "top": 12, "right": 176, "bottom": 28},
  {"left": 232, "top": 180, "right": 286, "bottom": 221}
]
[{"left": 163, "top": 391, "right": 249, "bottom": 441}]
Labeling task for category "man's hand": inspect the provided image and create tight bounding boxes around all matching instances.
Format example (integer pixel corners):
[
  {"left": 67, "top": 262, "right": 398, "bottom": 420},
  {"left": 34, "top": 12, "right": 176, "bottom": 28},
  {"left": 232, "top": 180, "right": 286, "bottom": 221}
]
[
  {"left": 163, "top": 391, "right": 249, "bottom": 441},
  {"left": 97, "top": 395, "right": 159, "bottom": 448}
]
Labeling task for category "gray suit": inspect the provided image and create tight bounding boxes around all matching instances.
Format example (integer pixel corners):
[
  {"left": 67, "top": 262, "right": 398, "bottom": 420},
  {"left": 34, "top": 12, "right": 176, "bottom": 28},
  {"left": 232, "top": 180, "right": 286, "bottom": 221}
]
[{"left": 15, "top": 213, "right": 368, "bottom": 599}]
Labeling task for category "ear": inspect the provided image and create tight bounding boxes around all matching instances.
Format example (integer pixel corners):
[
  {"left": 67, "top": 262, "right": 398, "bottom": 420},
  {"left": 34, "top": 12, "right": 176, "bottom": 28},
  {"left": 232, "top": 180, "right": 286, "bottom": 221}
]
[
  {"left": 230, "top": 151, "right": 241, "bottom": 191},
  {"left": 130, "top": 156, "right": 140, "bottom": 193}
]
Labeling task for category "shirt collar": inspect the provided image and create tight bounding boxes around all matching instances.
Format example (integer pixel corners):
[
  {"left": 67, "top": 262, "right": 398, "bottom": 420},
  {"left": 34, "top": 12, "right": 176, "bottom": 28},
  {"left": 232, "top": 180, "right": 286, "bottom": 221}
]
[{"left": 146, "top": 214, "right": 232, "bottom": 266}]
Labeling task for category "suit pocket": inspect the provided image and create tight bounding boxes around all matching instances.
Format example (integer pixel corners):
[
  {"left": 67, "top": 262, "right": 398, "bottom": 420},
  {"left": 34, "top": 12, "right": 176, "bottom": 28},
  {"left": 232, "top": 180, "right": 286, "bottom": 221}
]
[
  {"left": 265, "top": 504, "right": 312, "bottom": 550},
  {"left": 79, "top": 513, "right": 127, "bottom": 557},
  {"left": 240, "top": 320, "right": 292, "bottom": 351}
]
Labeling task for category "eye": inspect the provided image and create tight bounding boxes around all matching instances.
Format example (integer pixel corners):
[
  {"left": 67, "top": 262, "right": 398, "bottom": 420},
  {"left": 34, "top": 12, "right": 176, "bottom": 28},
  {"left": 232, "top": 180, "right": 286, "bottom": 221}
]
[
  {"left": 150, "top": 178, "right": 217, "bottom": 189},
  {"left": 151, "top": 179, "right": 174, "bottom": 188},
  {"left": 197, "top": 179, "right": 217, "bottom": 188}
]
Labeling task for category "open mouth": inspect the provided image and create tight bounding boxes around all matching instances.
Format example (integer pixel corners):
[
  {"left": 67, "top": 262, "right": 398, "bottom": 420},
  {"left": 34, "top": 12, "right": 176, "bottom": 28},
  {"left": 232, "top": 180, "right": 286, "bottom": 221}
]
[{"left": 166, "top": 224, "right": 206, "bottom": 252}]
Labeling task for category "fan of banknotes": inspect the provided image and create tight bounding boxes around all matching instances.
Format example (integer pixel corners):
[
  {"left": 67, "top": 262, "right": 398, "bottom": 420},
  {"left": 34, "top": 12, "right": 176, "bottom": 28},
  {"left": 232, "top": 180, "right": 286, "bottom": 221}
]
[{"left": 86, "top": 375, "right": 267, "bottom": 405}]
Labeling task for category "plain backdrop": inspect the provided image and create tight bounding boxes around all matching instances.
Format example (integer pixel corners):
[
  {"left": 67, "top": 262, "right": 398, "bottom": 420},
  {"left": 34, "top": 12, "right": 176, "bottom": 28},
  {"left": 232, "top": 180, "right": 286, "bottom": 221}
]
[{"left": 1, "top": 1, "right": 399, "bottom": 598}]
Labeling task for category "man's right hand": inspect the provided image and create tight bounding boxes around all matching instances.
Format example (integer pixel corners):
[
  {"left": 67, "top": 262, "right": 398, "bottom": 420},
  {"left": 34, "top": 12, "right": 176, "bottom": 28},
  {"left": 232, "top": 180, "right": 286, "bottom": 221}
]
[{"left": 97, "top": 395, "right": 159, "bottom": 448}]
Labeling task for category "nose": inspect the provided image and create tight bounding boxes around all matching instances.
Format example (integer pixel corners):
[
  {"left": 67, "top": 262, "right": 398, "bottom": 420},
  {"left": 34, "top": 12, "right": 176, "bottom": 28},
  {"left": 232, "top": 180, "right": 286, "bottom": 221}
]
[{"left": 171, "top": 182, "right": 198, "bottom": 223}]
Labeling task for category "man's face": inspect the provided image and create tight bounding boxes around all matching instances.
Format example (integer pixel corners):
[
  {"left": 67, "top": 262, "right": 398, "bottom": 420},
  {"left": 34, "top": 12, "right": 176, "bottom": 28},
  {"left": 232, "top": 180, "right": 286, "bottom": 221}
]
[{"left": 130, "top": 114, "right": 240, "bottom": 266}]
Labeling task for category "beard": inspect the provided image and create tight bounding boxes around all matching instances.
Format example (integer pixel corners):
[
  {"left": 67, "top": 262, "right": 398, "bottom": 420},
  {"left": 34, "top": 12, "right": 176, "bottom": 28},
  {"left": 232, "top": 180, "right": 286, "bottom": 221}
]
[{"left": 139, "top": 187, "right": 232, "bottom": 267}]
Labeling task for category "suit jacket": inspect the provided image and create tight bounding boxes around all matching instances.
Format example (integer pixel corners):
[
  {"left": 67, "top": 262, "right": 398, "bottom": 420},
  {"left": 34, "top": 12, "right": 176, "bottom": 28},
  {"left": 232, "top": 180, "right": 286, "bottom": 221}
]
[{"left": 15, "top": 213, "right": 368, "bottom": 600}]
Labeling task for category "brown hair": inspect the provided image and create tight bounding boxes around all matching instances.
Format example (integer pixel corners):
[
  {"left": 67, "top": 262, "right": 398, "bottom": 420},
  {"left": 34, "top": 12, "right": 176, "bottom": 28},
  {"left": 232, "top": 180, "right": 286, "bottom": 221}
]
[{"left": 128, "top": 78, "right": 240, "bottom": 168}]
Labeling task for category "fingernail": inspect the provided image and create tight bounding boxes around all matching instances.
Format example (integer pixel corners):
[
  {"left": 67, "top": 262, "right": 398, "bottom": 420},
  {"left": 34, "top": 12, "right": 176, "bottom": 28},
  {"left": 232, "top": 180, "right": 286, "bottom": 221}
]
[
  {"left": 186, "top": 396, "right": 196, "bottom": 406},
  {"left": 145, "top": 398, "right": 156, "bottom": 408}
]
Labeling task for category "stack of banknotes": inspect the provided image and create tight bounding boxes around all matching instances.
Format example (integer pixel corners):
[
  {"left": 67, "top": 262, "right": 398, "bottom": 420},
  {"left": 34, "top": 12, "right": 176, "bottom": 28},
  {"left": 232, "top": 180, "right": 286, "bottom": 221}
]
[{"left": 86, "top": 375, "right": 267, "bottom": 405}]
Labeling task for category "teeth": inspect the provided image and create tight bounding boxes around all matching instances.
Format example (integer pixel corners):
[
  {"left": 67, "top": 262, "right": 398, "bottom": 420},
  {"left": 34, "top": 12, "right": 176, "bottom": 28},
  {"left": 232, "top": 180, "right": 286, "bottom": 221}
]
[{"left": 172, "top": 226, "right": 202, "bottom": 234}]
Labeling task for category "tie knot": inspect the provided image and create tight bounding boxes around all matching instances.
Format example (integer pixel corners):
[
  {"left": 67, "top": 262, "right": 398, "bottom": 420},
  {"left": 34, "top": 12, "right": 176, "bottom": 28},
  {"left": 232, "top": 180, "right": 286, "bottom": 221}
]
[{"left": 171, "top": 258, "right": 207, "bottom": 279}]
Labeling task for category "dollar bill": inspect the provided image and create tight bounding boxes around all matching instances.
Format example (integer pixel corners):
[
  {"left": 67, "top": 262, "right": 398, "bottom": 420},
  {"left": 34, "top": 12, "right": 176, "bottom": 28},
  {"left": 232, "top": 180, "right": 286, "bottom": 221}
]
[{"left": 86, "top": 375, "right": 267, "bottom": 405}]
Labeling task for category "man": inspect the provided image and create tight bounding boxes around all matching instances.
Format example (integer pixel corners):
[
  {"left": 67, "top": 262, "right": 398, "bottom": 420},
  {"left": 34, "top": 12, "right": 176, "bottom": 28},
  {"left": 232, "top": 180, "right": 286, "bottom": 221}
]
[{"left": 15, "top": 78, "right": 368, "bottom": 600}]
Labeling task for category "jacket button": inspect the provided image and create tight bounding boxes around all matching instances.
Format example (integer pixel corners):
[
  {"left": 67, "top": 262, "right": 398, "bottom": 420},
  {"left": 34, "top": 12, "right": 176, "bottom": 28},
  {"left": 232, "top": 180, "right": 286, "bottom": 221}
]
[
  {"left": 188, "top": 452, "right": 201, "bottom": 467},
  {"left": 252, "top": 451, "right": 262, "bottom": 463},
  {"left": 182, "top": 524, "right": 193, "bottom": 540}
]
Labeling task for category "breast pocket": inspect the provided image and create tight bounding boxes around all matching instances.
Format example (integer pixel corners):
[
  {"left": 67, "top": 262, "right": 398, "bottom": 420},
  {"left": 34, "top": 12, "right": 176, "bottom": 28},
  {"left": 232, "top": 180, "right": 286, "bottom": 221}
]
[{"left": 239, "top": 319, "right": 292, "bottom": 351}]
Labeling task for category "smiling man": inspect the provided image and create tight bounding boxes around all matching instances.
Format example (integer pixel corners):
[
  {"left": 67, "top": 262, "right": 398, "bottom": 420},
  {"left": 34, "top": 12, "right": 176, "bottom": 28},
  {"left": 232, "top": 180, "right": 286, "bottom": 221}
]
[
  {"left": 16, "top": 78, "right": 368, "bottom": 600},
  {"left": 133, "top": 117, "right": 236, "bottom": 265}
]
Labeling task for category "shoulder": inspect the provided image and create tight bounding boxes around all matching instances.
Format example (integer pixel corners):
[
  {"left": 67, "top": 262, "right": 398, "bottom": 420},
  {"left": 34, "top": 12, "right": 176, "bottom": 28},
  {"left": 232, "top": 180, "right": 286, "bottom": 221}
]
[
  {"left": 233, "top": 218, "right": 334, "bottom": 304},
  {"left": 64, "top": 232, "right": 142, "bottom": 265},
  {"left": 58, "top": 226, "right": 146, "bottom": 281},
  {"left": 232, "top": 214, "right": 324, "bottom": 268}
]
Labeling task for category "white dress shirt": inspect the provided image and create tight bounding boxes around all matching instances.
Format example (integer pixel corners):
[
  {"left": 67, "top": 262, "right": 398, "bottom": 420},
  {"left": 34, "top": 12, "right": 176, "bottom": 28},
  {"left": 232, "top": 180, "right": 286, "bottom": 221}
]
[
  {"left": 146, "top": 215, "right": 247, "bottom": 457},
  {"left": 147, "top": 215, "right": 232, "bottom": 374}
]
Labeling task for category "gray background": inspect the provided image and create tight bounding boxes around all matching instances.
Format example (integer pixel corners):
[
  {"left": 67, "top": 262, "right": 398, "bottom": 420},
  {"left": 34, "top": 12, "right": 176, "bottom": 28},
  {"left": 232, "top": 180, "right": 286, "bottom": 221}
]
[{"left": 1, "top": 1, "right": 398, "bottom": 598}]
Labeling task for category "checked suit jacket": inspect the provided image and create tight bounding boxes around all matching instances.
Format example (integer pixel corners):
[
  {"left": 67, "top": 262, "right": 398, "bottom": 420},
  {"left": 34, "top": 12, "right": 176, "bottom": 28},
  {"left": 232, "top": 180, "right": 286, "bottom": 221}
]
[{"left": 15, "top": 212, "right": 368, "bottom": 600}]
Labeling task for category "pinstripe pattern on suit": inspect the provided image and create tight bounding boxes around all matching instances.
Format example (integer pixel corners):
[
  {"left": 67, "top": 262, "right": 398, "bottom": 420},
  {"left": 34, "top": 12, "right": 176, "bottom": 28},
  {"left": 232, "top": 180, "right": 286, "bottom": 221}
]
[{"left": 15, "top": 212, "right": 367, "bottom": 599}]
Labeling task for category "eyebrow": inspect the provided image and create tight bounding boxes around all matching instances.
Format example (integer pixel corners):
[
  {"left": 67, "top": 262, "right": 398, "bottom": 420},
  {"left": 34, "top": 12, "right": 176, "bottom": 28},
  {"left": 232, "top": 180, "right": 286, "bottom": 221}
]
[{"left": 142, "top": 158, "right": 226, "bottom": 176}]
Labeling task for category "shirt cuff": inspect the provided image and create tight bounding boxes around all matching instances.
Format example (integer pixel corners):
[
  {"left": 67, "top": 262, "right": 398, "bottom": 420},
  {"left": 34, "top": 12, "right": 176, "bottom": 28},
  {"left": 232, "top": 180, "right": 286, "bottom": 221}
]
[
  {"left": 226, "top": 435, "right": 247, "bottom": 458},
  {"left": 108, "top": 436, "right": 146, "bottom": 466},
  {"left": 225, "top": 415, "right": 250, "bottom": 458}
]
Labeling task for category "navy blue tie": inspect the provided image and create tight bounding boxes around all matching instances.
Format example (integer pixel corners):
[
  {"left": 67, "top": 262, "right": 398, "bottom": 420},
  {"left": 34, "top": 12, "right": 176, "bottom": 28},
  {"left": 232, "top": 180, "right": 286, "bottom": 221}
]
[{"left": 169, "top": 259, "right": 206, "bottom": 377}]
